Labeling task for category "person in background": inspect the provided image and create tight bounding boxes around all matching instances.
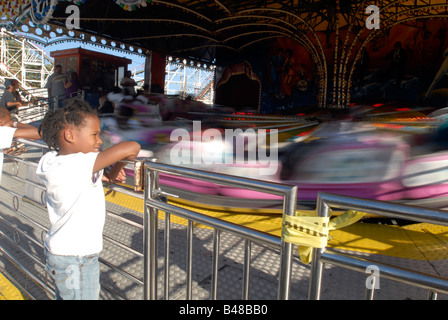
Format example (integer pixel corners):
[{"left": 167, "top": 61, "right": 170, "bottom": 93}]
[
  {"left": 98, "top": 95, "right": 114, "bottom": 114},
  {"left": 0, "top": 79, "right": 22, "bottom": 121},
  {"left": 11, "top": 79, "right": 29, "bottom": 105},
  {"left": 36, "top": 98, "right": 141, "bottom": 300},
  {"left": 64, "top": 71, "right": 80, "bottom": 98},
  {"left": 45, "top": 65, "right": 66, "bottom": 109}
]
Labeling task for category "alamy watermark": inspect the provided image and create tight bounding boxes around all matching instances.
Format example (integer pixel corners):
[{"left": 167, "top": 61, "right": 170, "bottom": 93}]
[
  {"left": 169, "top": 121, "right": 279, "bottom": 176},
  {"left": 65, "top": 5, "right": 80, "bottom": 30},
  {"left": 366, "top": 265, "right": 380, "bottom": 290},
  {"left": 366, "top": 5, "right": 380, "bottom": 29}
]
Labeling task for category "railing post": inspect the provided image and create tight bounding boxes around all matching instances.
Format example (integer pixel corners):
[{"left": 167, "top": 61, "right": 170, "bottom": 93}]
[
  {"left": 211, "top": 229, "right": 220, "bottom": 299},
  {"left": 163, "top": 211, "right": 171, "bottom": 300},
  {"left": 242, "top": 239, "right": 251, "bottom": 300},
  {"left": 143, "top": 157, "right": 159, "bottom": 300},
  {"left": 308, "top": 195, "right": 331, "bottom": 300},
  {"left": 365, "top": 277, "right": 376, "bottom": 300},
  {"left": 277, "top": 186, "right": 297, "bottom": 300},
  {"left": 186, "top": 220, "right": 194, "bottom": 299}
]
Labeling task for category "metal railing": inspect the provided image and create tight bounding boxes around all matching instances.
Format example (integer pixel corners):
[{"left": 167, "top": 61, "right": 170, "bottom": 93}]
[
  {"left": 0, "top": 140, "right": 51, "bottom": 299},
  {"left": 142, "top": 160, "right": 298, "bottom": 300},
  {"left": 16, "top": 90, "right": 85, "bottom": 123},
  {"left": 18, "top": 100, "right": 49, "bottom": 124},
  {"left": 0, "top": 138, "right": 299, "bottom": 300},
  {"left": 308, "top": 192, "right": 448, "bottom": 300},
  {"left": 2, "top": 139, "right": 448, "bottom": 300}
]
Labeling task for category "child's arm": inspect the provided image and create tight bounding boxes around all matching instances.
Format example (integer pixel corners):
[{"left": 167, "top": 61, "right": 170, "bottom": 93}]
[
  {"left": 7, "top": 121, "right": 41, "bottom": 140},
  {"left": 94, "top": 141, "right": 141, "bottom": 174}
]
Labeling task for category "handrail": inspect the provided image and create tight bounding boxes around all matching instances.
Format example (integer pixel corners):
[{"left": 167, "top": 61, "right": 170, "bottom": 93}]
[
  {"left": 309, "top": 192, "right": 448, "bottom": 300},
  {"left": 3, "top": 138, "right": 448, "bottom": 300},
  {"left": 142, "top": 160, "right": 298, "bottom": 300},
  {"left": 0, "top": 138, "right": 298, "bottom": 300}
]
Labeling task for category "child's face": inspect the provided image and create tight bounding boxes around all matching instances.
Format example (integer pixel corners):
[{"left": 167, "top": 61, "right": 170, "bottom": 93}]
[{"left": 69, "top": 114, "right": 103, "bottom": 154}]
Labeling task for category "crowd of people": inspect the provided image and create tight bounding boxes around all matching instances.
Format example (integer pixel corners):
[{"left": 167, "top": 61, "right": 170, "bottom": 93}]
[
  {"left": 0, "top": 65, "right": 81, "bottom": 121},
  {"left": 45, "top": 64, "right": 80, "bottom": 109},
  {"left": 44, "top": 65, "right": 143, "bottom": 116},
  {"left": 1, "top": 65, "right": 141, "bottom": 122}
]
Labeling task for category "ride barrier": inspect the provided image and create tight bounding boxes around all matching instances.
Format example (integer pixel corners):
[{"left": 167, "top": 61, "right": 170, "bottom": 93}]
[
  {"left": 141, "top": 159, "right": 297, "bottom": 300},
  {"left": 307, "top": 192, "right": 448, "bottom": 300},
  {"left": 1, "top": 138, "right": 448, "bottom": 299},
  {"left": 0, "top": 139, "right": 298, "bottom": 299}
]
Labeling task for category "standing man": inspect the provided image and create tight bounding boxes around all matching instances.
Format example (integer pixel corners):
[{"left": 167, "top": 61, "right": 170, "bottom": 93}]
[
  {"left": 45, "top": 65, "right": 66, "bottom": 109},
  {"left": 0, "top": 79, "right": 22, "bottom": 121}
]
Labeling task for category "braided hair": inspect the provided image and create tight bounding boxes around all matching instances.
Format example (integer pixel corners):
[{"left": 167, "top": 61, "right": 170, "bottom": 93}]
[{"left": 39, "top": 99, "right": 97, "bottom": 151}]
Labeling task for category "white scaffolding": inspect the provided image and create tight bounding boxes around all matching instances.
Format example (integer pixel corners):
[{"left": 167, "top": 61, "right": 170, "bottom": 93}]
[
  {"left": 165, "top": 56, "right": 215, "bottom": 104},
  {"left": 0, "top": 28, "right": 52, "bottom": 98}
]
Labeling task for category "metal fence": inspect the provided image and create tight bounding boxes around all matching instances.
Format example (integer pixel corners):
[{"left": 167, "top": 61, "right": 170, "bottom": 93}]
[
  {"left": 2, "top": 139, "right": 448, "bottom": 300},
  {"left": 142, "top": 160, "right": 297, "bottom": 300},
  {"left": 0, "top": 139, "right": 299, "bottom": 300},
  {"left": 308, "top": 192, "right": 448, "bottom": 300}
]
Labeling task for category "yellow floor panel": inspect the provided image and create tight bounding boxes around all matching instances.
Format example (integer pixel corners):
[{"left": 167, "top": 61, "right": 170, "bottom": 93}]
[
  {"left": 104, "top": 188, "right": 448, "bottom": 261},
  {"left": 0, "top": 272, "right": 26, "bottom": 300}
]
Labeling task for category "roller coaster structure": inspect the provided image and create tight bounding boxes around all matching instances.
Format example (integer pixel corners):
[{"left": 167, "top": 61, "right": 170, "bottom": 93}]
[{"left": 0, "top": 28, "right": 52, "bottom": 100}]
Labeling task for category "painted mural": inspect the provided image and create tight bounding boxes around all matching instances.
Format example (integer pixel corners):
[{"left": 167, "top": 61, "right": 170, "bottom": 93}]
[
  {"left": 260, "top": 38, "right": 316, "bottom": 113},
  {"left": 249, "top": 18, "right": 448, "bottom": 113},
  {"left": 353, "top": 18, "right": 448, "bottom": 107}
]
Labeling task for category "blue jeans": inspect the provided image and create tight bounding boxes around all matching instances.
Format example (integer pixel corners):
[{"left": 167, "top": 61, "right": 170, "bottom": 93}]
[{"left": 45, "top": 249, "right": 101, "bottom": 300}]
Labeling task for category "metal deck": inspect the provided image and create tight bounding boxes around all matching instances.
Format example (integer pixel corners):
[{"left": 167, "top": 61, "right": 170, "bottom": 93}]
[{"left": 1, "top": 145, "right": 448, "bottom": 300}]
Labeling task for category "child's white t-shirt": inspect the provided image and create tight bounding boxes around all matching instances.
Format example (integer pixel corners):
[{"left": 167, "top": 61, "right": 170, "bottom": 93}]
[
  {"left": 0, "top": 127, "right": 16, "bottom": 185},
  {"left": 36, "top": 151, "right": 105, "bottom": 256}
]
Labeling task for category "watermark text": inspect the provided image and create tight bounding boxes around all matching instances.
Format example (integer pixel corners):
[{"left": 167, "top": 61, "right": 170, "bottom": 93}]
[
  {"left": 169, "top": 121, "right": 279, "bottom": 176},
  {"left": 366, "top": 5, "right": 380, "bottom": 29}
]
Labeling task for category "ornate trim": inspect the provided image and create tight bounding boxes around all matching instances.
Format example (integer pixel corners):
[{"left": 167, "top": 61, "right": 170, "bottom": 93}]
[{"left": 112, "top": 0, "right": 150, "bottom": 11}]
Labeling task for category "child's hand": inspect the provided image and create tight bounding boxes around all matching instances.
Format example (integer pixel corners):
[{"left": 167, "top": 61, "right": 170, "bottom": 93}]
[
  {"left": 103, "top": 163, "right": 127, "bottom": 184},
  {"left": 109, "top": 168, "right": 127, "bottom": 184}
]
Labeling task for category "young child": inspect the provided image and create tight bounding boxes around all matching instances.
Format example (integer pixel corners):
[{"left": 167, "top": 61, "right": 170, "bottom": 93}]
[
  {"left": 36, "top": 99, "right": 141, "bottom": 300},
  {"left": 0, "top": 107, "right": 40, "bottom": 184}
]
